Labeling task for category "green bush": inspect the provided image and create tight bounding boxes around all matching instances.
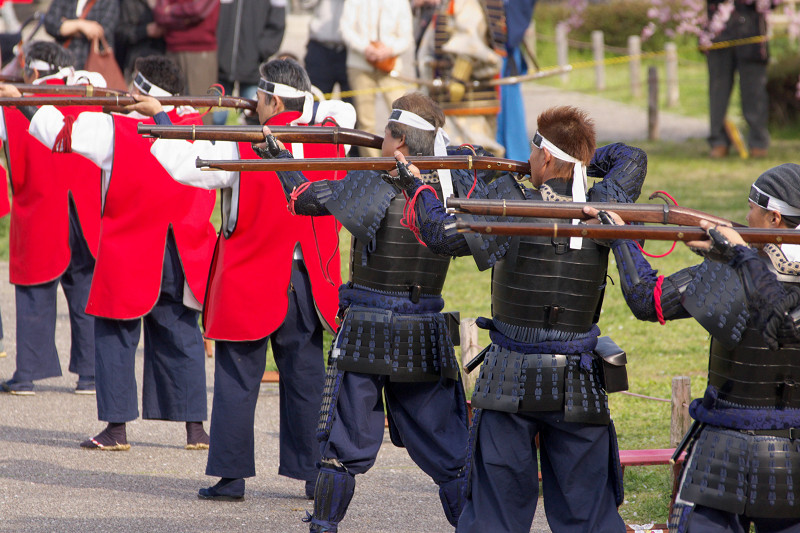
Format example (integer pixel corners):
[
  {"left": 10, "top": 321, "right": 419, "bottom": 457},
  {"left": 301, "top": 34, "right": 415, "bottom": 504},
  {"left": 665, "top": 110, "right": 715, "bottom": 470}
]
[{"left": 767, "top": 54, "right": 800, "bottom": 128}]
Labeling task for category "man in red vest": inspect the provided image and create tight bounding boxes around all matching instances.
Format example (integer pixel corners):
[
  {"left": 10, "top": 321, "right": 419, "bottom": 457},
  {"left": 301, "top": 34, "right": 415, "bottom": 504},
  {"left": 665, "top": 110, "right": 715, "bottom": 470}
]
[
  {"left": 0, "top": 41, "right": 102, "bottom": 396},
  {"left": 27, "top": 56, "right": 217, "bottom": 450},
  {"left": 143, "top": 58, "right": 349, "bottom": 500}
]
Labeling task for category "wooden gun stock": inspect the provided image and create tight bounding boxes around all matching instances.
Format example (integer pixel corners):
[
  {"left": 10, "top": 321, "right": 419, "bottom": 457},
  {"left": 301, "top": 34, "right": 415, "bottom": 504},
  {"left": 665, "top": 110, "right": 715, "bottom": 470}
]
[
  {"left": 0, "top": 95, "right": 258, "bottom": 111},
  {"left": 454, "top": 220, "right": 800, "bottom": 244},
  {"left": 138, "top": 124, "right": 385, "bottom": 149},
  {"left": 195, "top": 156, "right": 532, "bottom": 174},
  {"left": 447, "top": 197, "right": 743, "bottom": 228},
  {"left": 9, "top": 84, "right": 125, "bottom": 96}
]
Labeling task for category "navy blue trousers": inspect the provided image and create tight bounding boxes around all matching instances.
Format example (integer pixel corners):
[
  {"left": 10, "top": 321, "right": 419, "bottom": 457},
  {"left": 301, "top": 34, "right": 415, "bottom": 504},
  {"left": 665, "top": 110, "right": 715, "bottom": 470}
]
[
  {"left": 206, "top": 260, "right": 324, "bottom": 481},
  {"left": 686, "top": 505, "right": 800, "bottom": 533},
  {"left": 13, "top": 206, "right": 95, "bottom": 382},
  {"left": 458, "top": 409, "right": 624, "bottom": 533},
  {"left": 94, "top": 235, "right": 207, "bottom": 423},
  {"left": 323, "top": 371, "right": 468, "bottom": 482},
  {"left": 305, "top": 39, "right": 351, "bottom": 103}
]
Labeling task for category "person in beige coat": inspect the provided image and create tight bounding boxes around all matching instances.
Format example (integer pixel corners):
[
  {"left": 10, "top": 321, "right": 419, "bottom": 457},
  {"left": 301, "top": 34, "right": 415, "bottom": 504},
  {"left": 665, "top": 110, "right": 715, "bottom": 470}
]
[{"left": 340, "top": 0, "right": 413, "bottom": 156}]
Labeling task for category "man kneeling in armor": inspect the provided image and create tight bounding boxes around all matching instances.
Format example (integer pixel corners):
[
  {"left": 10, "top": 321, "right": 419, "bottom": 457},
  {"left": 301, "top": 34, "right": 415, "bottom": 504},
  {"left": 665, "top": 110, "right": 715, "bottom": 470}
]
[{"left": 587, "top": 163, "right": 800, "bottom": 532}]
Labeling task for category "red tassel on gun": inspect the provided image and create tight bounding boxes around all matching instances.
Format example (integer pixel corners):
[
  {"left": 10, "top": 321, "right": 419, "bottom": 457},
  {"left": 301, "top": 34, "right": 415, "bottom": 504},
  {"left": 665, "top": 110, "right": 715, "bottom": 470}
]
[{"left": 52, "top": 114, "right": 76, "bottom": 154}]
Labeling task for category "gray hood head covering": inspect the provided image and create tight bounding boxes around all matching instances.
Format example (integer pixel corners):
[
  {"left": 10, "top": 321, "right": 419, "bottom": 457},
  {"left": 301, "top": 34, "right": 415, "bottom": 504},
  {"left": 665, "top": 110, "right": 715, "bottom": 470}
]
[{"left": 749, "top": 164, "right": 800, "bottom": 217}]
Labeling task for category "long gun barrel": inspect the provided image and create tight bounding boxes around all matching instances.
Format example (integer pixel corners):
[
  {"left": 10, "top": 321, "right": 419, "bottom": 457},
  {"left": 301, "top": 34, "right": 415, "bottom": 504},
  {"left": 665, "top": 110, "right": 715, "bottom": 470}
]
[
  {"left": 9, "top": 84, "right": 126, "bottom": 96},
  {"left": 0, "top": 95, "right": 258, "bottom": 111},
  {"left": 455, "top": 220, "right": 800, "bottom": 244},
  {"left": 139, "top": 124, "right": 385, "bottom": 149},
  {"left": 195, "top": 156, "right": 531, "bottom": 174},
  {"left": 447, "top": 197, "right": 743, "bottom": 227}
]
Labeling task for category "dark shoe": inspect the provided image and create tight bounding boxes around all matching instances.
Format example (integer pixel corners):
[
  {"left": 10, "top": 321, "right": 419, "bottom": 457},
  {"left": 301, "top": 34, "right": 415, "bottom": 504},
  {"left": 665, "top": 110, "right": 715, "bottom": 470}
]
[
  {"left": 198, "top": 478, "right": 245, "bottom": 501},
  {"left": 709, "top": 145, "right": 729, "bottom": 158},
  {"left": 80, "top": 422, "right": 130, "bottom": 451},
  {"left": 750, "top": 147, "right": 769, "bottom": 158},
  {"left": 2, "top": 379, "right": 35, "bottom": 396},
  {"left": 305, "top": 479, "right": 316, "bottom": 500},
  {"left": 75, "top": 377, "right": 96, "bottom": 395},
  {"left": 185, "top": 421, "right": 210, "bottom": 450}
]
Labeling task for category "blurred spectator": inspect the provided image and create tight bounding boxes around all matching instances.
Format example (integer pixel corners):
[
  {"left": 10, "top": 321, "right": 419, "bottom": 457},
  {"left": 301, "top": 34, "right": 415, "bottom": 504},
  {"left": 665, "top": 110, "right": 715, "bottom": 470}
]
[
  {"left": 302, "top": 0, "right": 349, "bottom": 104},
  {"left": 114, "top": 0, "right": 166, "bottom": 81},
  {"left": 411, "top": 0, "right": 439, "bottom": 55},
  {"left": 44, "top": 0, "right": 119, "bottom": 70},
  {"left": 213, "top": 0, "right": 285, "bottom": 126},
  {"left": 417, "top": 0, "right": 504, "bottom": 154},
  {"left": 153, "top": 0, "right": 219, "bottom": 122},
  {"left": 706, "top": 0, "right": 772, "bottom": 158},
  {"left": 340, "top": 0, "right": 412, "bottom": 156}
]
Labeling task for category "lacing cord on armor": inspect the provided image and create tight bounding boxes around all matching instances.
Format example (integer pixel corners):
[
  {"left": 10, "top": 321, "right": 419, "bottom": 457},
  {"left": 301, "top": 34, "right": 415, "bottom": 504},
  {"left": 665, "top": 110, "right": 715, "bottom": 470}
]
[
  {"left": 654, "top": 275, "right": 666, "bottom": 325},
  {"left": 636, "top": 190, "right": 678, "bottom": 258},
  {"left": 402, "top": 184, "right": 438, "bottom": 246},
  {"left": 289, "top": 182, "right": 313, "bottom": 215},
  {"left": 459, "top": 143, "right": 479, "bottom": 198},
  {"left": 289, "top": 181, "right": 338, "bottom": 287}
]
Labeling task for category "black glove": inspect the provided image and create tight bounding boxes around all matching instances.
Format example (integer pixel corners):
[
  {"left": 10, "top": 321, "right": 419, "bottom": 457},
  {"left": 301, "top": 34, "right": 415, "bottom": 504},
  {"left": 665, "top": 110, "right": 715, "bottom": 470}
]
[
  {"left": 381, "top": 160, "right": 418, "bottom": 193},
  {"left": 688, "top": 226, "right": 738, "bottom": 263},
  {"left": 590, "top": 209, "right": 619, "bottom": 247},
  {"left": 252, "top": 134, "right": 285, "bottom": 159}
]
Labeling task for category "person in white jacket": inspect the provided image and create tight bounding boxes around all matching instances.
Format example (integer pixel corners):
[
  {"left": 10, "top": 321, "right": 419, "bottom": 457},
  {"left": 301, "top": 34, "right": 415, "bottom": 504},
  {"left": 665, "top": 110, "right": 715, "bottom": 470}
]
[{"left": 339, "top": 0, "right": 413, "bottom": 156}]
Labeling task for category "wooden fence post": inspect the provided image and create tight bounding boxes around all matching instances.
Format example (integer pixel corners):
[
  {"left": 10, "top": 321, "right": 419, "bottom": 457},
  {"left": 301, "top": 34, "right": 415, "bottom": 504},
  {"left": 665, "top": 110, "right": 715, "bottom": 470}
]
[
  {"left": 460, "top": 318, "right": 480, "bottom": 393},
  {"left": 648, "top": 66, "right": 659, "bottom": 141},
  {"left": 556, "top": 22, "right": 569, "bottom": 84},
  {"left": 665, "top": 42, "right": 679, "bottom": 107},
  {"left": 670, "top": 376, "right": 692, "bottom": 447},
  {"left": 628, "top": 35, "right": 641, "bottom": 98},
  {"left": 592, "top": 30, "right": 605, "bottom": 91}
]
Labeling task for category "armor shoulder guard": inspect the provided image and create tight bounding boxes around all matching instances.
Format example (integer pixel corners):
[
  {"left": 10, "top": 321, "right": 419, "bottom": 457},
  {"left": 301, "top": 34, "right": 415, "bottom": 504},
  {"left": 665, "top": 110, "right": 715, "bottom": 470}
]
[
  {"left": 322, "top": 170, "right": 399, "bottom": 243},
  {"left": 681, "top": 260, "right": 750, "bottom": 349},
  {"left": 459, "top": 172, "right": 525, "bottom": 271}
]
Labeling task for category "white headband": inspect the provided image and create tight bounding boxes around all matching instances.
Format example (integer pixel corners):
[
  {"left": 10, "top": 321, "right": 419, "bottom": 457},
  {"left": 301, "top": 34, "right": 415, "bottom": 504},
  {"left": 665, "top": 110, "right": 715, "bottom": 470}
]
[
  {"left": 749, "top": 184, "right": 800, "bottom": 217},
  {"left": 33, "top": 67, "right": 107, "bottom": 88},
  {"left": 133, "top": 72, "right": 171, "bottom": 97},
  {"left": 388, "top": 109, "right": 453, "bottom": 206},
  {"left": 258, "top": 78, "right": 313, "bottom": 125},
  {"left": 533, "top": 130, "right": 588, "bottom": 249},
  {"left": 28, "top": 59, "right": 58, "bottom": 71}
]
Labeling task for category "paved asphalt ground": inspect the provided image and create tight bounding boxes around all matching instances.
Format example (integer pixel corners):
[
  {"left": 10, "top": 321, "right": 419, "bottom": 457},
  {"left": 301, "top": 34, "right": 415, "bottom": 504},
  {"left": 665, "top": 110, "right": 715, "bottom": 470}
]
[{"left": 0, "top": 12, "right": 707, "bottom": 533}]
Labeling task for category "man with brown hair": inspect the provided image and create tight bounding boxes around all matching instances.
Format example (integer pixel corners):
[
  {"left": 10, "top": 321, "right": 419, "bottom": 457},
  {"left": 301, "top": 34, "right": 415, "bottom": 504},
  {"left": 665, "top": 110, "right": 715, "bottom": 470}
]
[
  {"left": 261, "top": 92, "right": 476, "bottom": 531},
  {"left": 402, "top": 105, "right": 648, "bottom": 531}
]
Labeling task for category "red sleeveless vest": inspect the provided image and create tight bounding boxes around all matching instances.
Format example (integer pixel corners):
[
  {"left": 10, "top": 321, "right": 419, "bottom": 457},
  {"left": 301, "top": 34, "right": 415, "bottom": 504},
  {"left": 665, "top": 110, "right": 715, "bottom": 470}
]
[
  {"left": 85, "top": 109, "right": 217, "bottom": 320},
  {"left": 0, "top": 153, "right": 10, "bottom": 218},
  {"left": 4, "top": 103, "right": 102, "bottom": 285},
  {"left": 202, "top": 111, "right": 343, "bottom": 341}
]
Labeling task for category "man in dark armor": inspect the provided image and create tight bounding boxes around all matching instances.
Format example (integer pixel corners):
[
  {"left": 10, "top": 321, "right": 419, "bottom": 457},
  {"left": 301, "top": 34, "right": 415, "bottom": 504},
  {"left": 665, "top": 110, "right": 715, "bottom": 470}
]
[
  {"left": 258, "top": 92, "right": 477, "bottom": 531},
  {"left": 586, "top": 163, "right": 800, "bottom": 532},
  {"left": 395, "top": 105, "right": 648, "bottom": 532}
]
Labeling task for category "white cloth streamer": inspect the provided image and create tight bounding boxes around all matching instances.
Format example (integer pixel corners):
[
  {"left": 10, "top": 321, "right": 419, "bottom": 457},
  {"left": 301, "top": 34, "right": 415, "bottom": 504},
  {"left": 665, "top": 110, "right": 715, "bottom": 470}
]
[{"left": 533, "top": 130, "right": 587, "bottom": 249}]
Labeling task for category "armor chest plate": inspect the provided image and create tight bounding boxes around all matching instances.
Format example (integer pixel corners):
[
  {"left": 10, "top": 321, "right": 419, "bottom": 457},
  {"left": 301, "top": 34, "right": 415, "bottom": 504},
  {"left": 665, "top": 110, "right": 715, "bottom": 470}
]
[
  {"left": 350, "top": 194, "right": 451, "bottom": 297},
  {"left": 709, "top": 327, "right": 800, "bottom": 409},
  {"left": 491, "top": 230, "right": 609, "bottom": 332}
]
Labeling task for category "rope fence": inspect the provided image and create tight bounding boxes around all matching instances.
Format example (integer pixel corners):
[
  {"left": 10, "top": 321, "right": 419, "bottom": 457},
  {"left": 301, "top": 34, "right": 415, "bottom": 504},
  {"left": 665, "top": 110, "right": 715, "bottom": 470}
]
[{"left": 320, "top": 27, "right": 787, "bottom": 112}]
